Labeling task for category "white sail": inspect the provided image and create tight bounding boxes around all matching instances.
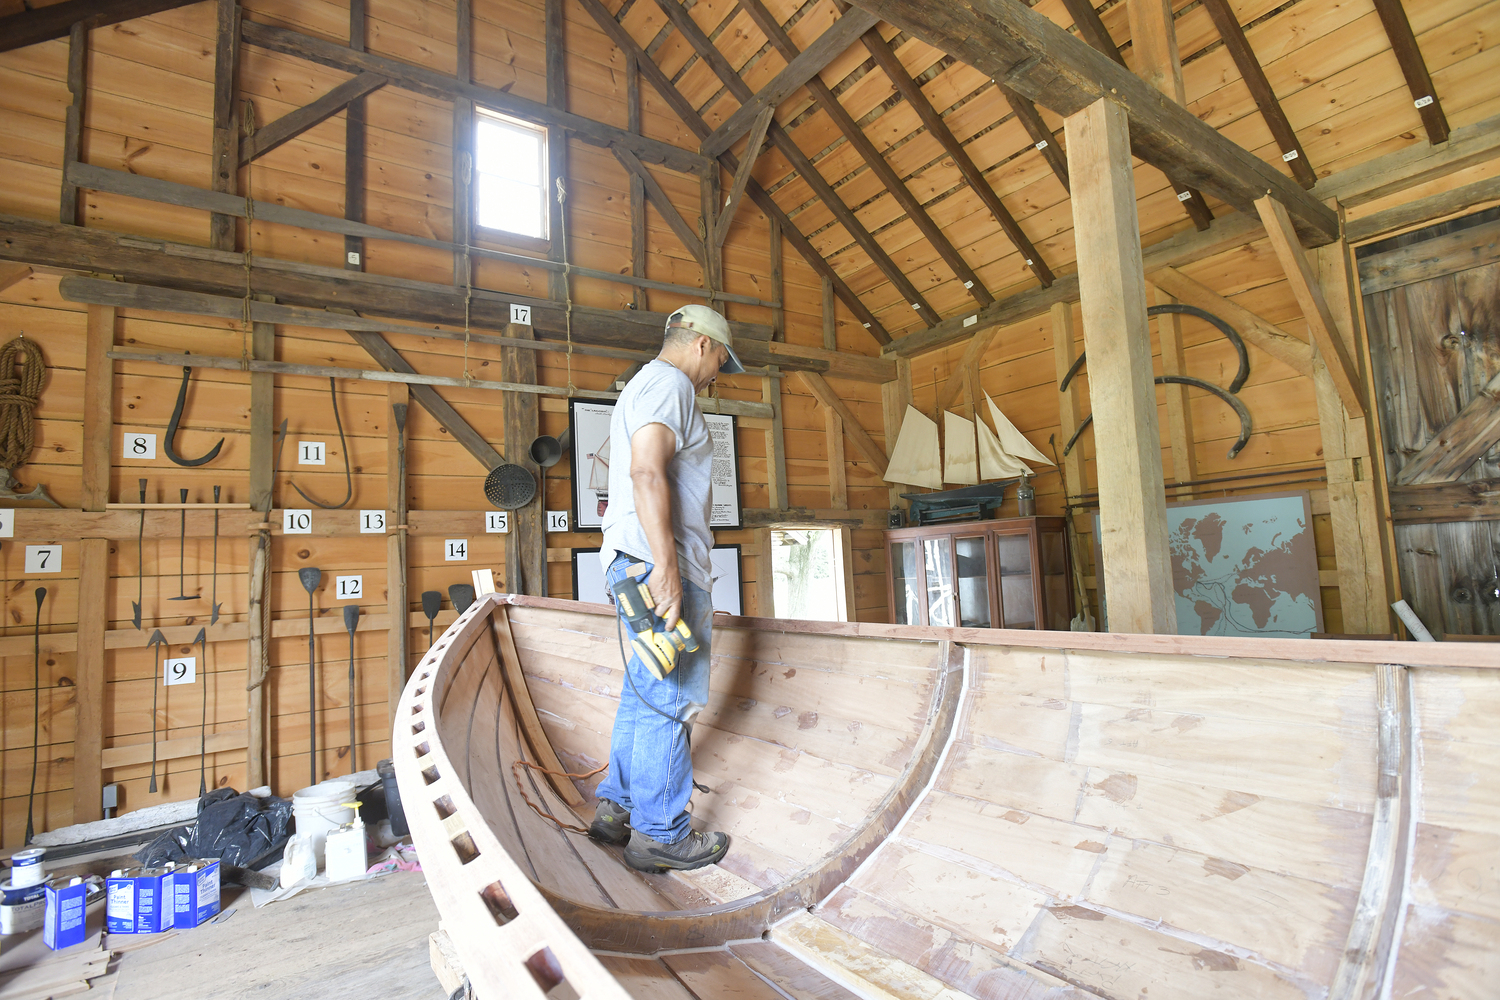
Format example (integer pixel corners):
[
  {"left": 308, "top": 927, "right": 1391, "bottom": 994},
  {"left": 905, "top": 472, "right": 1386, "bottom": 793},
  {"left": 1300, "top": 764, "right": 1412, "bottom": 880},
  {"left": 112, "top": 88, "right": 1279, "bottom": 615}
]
[
  {"left": 986, "top": 392, "right": 1053, "bottom": 467},
  {"left": 977, "top": 413, "right": 1030, "bottom": 479},
  {"left": 942, "top": 411, "right": 979, "bottom": 485},
  {"left": 884, "top": 405, "right": 943, "bottom": 490}
]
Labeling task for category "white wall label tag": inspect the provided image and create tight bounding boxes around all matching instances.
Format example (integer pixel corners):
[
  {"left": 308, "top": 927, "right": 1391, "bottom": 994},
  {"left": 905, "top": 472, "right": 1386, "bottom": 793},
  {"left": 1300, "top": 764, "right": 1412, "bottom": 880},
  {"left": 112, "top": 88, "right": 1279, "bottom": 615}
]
[
  {"left": 25, "top": 545, "right": 61, "bottom": 574},
  {"left": 124, "top": 432, "right": 157, "bottom": 459},
  {"left": 547, "top": 511, "right": 569, "bottom": 532},
  {"left": 445, "top": 539, "right": 469, "bottom": 561},
  {"left": 359, "top": 510, "right": 386, "bottom": 533},
  {"left": 336, "top": 575, "right": 363, "bottom": 600},
  {"left": 510, "top": 303, "right": 532, "bottom": 325},
  {"left": 486, "top": 511, "right": 509, "bottom": 533},
  {"left": 298, "top": 441, "right": 326, "bottom": 465},
  {"left": 283, "top": 510, "right": 313, "bottom": 534},
  {"left": 0, "top": 509, "right": 13, "bottom": 538},
  {"left": 164, "top": 657, "right": 196, "bottom": 686}
]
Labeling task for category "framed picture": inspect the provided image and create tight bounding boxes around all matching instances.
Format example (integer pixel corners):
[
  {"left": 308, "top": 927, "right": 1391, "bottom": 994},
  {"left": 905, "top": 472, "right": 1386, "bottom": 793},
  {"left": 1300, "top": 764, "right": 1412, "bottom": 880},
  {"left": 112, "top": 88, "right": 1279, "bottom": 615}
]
[
  {"left": 572, "top": 545, "right": 744, "bottom": 616},
  {"left": 568, "top": 399, "right": 742, "bottom": 530}
]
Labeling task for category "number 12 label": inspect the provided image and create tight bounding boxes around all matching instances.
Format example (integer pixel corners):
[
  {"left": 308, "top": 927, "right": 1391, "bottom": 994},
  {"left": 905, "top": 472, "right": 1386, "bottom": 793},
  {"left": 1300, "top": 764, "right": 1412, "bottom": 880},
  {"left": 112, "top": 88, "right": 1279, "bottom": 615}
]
[
  {"left": 336, "top": 575, "right": 363, "bottom": 600},
  {"left": 164, "top": 657, "right": 196, "bottom": 686},
  {"left": 25, "top": 545, "right": 61, "bottom": 574},
  {"left": 445, "top": 539, "right": 468, "bottom": 561}
]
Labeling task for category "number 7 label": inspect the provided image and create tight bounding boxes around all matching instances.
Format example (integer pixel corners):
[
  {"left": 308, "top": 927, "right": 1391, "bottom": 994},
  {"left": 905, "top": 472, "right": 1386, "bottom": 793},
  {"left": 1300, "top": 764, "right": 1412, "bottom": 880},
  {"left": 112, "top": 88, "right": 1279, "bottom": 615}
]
[{"left": 25, "top": 545, "right": 61, "bottom": 574}]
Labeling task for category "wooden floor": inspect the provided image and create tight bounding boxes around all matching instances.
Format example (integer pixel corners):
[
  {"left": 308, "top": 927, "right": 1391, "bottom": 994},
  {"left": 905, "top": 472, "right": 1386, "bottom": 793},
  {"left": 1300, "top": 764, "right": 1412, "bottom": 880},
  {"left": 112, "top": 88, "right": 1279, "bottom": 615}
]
[{"left": 110, "top": 872, "right": 443, "bottom": 1000}]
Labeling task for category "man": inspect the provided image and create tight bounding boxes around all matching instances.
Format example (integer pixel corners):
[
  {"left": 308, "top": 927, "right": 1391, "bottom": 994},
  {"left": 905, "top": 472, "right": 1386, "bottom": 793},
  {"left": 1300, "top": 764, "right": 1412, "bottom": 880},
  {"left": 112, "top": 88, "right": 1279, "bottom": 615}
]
[{"left": 588, "top": 304, "right": 743, "bottom": 872}]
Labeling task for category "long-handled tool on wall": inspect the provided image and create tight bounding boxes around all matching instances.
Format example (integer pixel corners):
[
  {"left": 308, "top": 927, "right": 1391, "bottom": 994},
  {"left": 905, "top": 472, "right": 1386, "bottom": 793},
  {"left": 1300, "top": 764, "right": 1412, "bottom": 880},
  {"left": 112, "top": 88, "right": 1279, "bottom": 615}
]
[
  {"left": 448, "top": 584, "right": 476, "bottom": 615},
  {"left": 132, "top": 479, "right": 147, "bottom": 630},
  {"left": 209, "top": 485, "right": 222, "bottom": 625},
  {"left": 343, "top": 605, "right": 359, "bottom": 775},
  {"left": 164, "top": 365, "right": 225, "bottom": 467},
  {"left": 146, "top": 629, "right": 167, "bottom": 794},
  {"left": 298, "top": 568, "right": 323, "bottom": 787},
  {"left": 167, "top": 489, "right": 198, "bottom": 603},
  {"left": 194, "top": 627, "right": 209, "bottom": 798},
  {"left": 421, "top": 591, "right": 441, "bottom": 648},
  {"left": 25, "top": 587, "right": 47, "bottom": 845}
]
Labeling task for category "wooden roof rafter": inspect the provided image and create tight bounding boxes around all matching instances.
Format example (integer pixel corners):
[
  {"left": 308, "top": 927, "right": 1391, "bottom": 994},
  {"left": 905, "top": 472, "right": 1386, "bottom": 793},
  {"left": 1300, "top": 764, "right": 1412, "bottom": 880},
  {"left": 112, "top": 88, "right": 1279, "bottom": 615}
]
[
  {"left": 0, "top": 0, "right": 201, "bottom": 52},
  {"left": 1370, "top": 0, "right": 1451, "bottom": 145}
]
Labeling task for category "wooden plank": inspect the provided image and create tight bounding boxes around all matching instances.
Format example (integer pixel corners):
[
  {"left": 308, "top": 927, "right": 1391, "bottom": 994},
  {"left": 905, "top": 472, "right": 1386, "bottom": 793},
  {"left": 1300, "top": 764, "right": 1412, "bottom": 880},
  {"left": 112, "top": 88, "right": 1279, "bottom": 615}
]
[
  {"left": 613, "top": 146, "right": 704, "bottom": 266},
  {"left": 765, "top": 371, "right": 789, "bottom": 511},
  {"left": 821, "top": 278, "right": 836, "bottom": 351},
  {"left": 997, "top": 82, "right": 1069, "bottom": 191},
  {"left": 238, "top": 20, "right": 711, "bottom": 176},
  {"left": 491, "top": 605, "right": 583, "bottom": 807},
  {"left": 0, "top": 264, "right": 31, "bottom": 295},
  {"left": 700, "top": 8, "right": 878, "bottom": 160},
  {"left": 826, "top": 407, "right": 848, "bottom": 510},
  {"left": 1148, "top": 265, "right": 1313, "bottom": 375},
  {"left": 0, "top": 0, "right": 199, "bottom": 53},
  {"left": 881, "top": 358, "right": 912, "bottom": 509},
  {"left": 711, "top": 107, "right": 775, "bottom": 251},
  {"left": 209, "top": 0, "right": 240, "bottom": 252},
  {"left": 1347, "top": 175, "right": 1500, "bottom": 245},
  {"left": 1257, "top": 195, "right": 1365, "bottom": 416},
  {"left": 1358, "top": 217, "right": 1500, "bottom": 296},
  {"left": 797, "top": 372, "right": 888, "bottom": 479},
  {"left": 627, "top": 55, "right": 646, "bottom": 312},
  {"left": 742, "top": 507, "right": 890, "bottom": 530},
  {"left": 1051, "top": 301, "right": 1084, "bottom": 504},
  {"left": 1066, "top": 98, "right": 1175, "bottom": 634},
  {"left": 861, "top": 30, "right": 1054, "bottom": 287},
  {"left": 246, "top": 300, "right": 274, "bottom": 789},
  {"left": 501, "top": 323, "right": 543, "bottom": 595},
  {"left": 388, "top": 381, "right": 410, "bottom": 727},
  {"left": 1389, "top": 479, "right": 1500, "bottom": 524},
  {"left": 1198, "top": 0, "right": 1316, "bottom": 188},
  {"left": 1154, "top": 286, "right": 1197, "bottom": 491},
  {"left": 240, "top": 72, "right": 388, "bottom": 165},
  {"left": 1394, "top": 372, "right": 1500, "bottom": 486},
  {"left": 74, "top": 303, "right": 113, "bottom": 823},
  {"left": 544, "top": 0, "right": 567, "bottom": 300},
  {"left": 81, "top": 306, "right": 113, "bottom": 513},
  {"left": 848, "top": 0, "right": 1338, "bottom": 245},
  {"left": 102, "top": 729, "right": 250, "bottom": 770},
  {"left": 344, "top": 0, "right": 366, "bottom": 271},
  {"left": 60, "top": 22, "right": 86, "bottom": 226},
  {"left": 1319, "top": 114, "right": 1500, "bottom": 210},
  {"left": 770, "top": 216, "right": 784, "bottom": 341},
  {"left": 1370, "top": 0, "right": 1449, "bottom": 145}
]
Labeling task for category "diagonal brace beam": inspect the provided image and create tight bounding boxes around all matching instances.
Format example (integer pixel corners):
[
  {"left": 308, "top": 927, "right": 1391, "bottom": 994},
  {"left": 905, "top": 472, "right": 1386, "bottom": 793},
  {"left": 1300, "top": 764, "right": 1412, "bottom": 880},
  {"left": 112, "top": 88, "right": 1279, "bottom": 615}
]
[
  {"left": 240, "top": 72, "right": 388, "bottom": 165},
  {"left": 712, "top": 106, "right": 775, "bottom": 250},
  {"left": 614, "top": 145, "right": 705, "bottom": 264}
]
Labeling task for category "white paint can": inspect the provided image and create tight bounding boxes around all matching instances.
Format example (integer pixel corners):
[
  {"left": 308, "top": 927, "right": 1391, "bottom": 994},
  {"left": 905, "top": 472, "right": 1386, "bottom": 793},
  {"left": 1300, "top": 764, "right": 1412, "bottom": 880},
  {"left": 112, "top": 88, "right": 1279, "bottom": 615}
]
[{"left": 9, "top": 848, "right": 45, "bottom": 888}]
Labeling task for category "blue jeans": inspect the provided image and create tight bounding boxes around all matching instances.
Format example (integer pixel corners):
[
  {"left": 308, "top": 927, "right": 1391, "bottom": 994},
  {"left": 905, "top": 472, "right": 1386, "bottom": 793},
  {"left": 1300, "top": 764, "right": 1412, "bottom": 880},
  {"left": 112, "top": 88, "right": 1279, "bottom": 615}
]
[{"left": 594, "top": 553, "right": 712, "bottom": 844}]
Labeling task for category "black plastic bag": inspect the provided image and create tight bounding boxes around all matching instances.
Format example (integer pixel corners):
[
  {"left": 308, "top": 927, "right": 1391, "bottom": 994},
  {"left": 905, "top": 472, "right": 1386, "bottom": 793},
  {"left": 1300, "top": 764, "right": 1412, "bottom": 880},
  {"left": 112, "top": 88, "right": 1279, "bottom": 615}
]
[{"left": 135, "top": 788, "right": 294, "bottom": 869}]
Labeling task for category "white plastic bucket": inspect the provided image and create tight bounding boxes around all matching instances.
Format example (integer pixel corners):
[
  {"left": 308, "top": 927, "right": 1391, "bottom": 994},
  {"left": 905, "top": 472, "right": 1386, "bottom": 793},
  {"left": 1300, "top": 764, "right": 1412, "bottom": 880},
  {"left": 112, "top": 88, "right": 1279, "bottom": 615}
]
[{"left": 291, "top": 781, "right": 356, "bottom": 868}]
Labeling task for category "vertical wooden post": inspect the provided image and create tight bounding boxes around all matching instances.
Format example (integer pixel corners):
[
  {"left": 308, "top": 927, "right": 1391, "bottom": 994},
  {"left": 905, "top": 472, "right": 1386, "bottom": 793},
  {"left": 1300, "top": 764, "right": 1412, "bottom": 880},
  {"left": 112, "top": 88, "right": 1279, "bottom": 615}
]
[
  {"left": 701, "top": 168, "right": 722, "bottom": 299},
  {"left": 60, "top": 23, "right": 86, "bottom": 226},
  {"left": 209, "top": 0, "right": 240, "bottom": 252},
  {"left": 764, "top": 374, "right": 789, "bottom": 510},
  {"left": 1065, "top": 98, "right": 1176, "bottom": 634},
  {"left": 1154, "top": 286, "right": 1196, "bottom": 494},
  {"left": 755, "top": 529, "right": 775, "bottom": 617},
  {"left": 1125, "top": 0, "right": 1186, "bottom": 103},
  {"left": 821, "top": 277, "right": 836, "bottom": 351},
  {"left": 452, "top": 0, "right": 473, "bottom": 287},
  {"left": 75, "top": 304, "right": 114, "bottom": 822},
  {"left": 545, "top": 0, "right": 569, "bottom": 300},
  {"left": 1310, "top": 209, "right": 1396, "bottom": 633},
  {"left": 344, "top": 0, "right": 367, "bottom": 272},
  {"left": 387, "top": 382, "right": 409, "bottom": 724},
  {"left": 1051, "top": 301, "right": 1084, "bottom": 502},
  {"left": 627, "top": 55, "right": 646, "bottom": 312},
  {"left": 826, "top": 408, "right": 847, "bottom": 509},
  {"left": 245, "top": 303, "right": 275, "bottom": 787},
  {"left": 503, "top": 322, "right": 544, "bottom": 595},
  {"left": 769, "top": 216, "right": 784, "bottom": 341},
  {"left": 881, "top": 358, "right": 912, "bottom": 512}
]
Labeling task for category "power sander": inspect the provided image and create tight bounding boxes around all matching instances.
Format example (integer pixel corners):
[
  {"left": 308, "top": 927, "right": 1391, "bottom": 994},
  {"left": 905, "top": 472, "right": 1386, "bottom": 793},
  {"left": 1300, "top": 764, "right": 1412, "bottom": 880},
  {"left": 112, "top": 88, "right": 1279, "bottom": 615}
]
[{"left": 613, "top": 561, "right": 699, "bottom": 680}]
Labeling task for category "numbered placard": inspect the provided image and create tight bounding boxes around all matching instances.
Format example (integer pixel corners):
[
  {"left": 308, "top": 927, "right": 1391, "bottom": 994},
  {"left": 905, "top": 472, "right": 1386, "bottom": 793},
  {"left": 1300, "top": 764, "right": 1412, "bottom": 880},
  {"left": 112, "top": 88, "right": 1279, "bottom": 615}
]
[
  {"left": 547, "top": 510, "right": 569, "bottom": 533},
  {"left": 283, "top": 509, "right": 313, "bottom": 534},
  {"left": 163, "top": 657, "right": 196, "bottom": 686},
  {"left": 0, "top": 508, "right": 13, "bottom": 538},
  {"left": 510, "top": 303, "right": 532, "bottom": 325},
  {"left": 359, "top": 510, "right": 386, "bottom": 533},
  {"left": 25, "top": 545, "right": 61, "bottom": 574},
  {"left": 123, "top": 432, "right": 157, "bottom": 460},
  {"left": 336, "top": 575, "right": 363, "bottom": 600},
  {"left": 297, "top": 441, "right": 326, "bottom": 465},
  {"left": 445, "top": 539, "right": 469, "bottom": 562},
  {"left": 485, "top": 511, "right": 509, "bottom": 534}
]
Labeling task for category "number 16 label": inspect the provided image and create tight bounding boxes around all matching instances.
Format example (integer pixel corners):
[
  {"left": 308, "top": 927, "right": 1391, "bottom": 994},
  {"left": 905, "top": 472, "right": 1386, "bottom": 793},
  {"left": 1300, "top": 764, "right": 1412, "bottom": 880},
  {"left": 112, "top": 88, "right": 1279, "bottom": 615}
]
[{"left": 25, "top": 545, "right": 61, "bottom": 574}]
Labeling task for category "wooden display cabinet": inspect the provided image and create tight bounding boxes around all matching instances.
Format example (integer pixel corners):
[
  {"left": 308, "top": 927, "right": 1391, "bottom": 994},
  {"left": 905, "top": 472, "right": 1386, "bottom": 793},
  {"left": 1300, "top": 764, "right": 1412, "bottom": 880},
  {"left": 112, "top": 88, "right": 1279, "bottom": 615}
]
[{"left": 886, "top": 517, "right": 1073, "bottom": 630}]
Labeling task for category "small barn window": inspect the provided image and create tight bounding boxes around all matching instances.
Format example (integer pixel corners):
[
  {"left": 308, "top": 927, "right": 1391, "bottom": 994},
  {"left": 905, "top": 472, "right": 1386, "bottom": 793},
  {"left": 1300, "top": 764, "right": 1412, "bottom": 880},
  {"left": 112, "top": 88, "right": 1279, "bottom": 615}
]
[
  {"left": 474, "top": 110, "right": 548, "bottom": 240},
  {"left": 771, "top": 528, "right": 852, "bottom": 622}
]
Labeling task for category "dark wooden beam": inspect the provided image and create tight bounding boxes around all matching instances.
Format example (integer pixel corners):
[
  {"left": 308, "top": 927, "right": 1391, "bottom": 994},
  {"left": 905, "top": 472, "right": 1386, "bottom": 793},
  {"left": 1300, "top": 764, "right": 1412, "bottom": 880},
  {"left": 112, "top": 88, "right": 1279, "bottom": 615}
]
[
  {"left": 1394, "top": 372, "right": 1500, "bottom": 486},
  {"left": 239, "top": 72, "right": 387, "bottom": 165},
  {"left": 994, "top": 81, "right": 1069, "bottom": 192},
  {"left": 1199, "top": 0, "right": 1316, "bottom": 188},
  {"left": 711, "top": 106, "right": 775, "bottom": 250},
  {"left": 697, "top": 7, "right": 878, "bottom": 159},
  {"left": 0, "top": 0, "right": 199, "bottom": 53},
  {"left": 846, "top": 0, "right": 1337, "bottom": 245},
  {"left": 1057, "top": 0, "right": 1211, "bottom": 230},
  {"left": 626, "top": 54, "right": 646, "bottom": 311},
  {"left": 210, "top": 0, "right": 240, "bottom": 252},
  {"left": 1388, "top": 478, "right": 1500, "bottom": 524},
  {"left": 1370, "top": 0, "right": 1449, "bottom": 145},
  {"left": 573, "top": 0, "right": 892, "bottom": 342},
  {"left": 60, "top": 22, "right": 86, "bottom": 226},
  {"left": 649, "top": 0, "right": 939, "bottom": 327},
  {"left": 453, "top": 0, "right": 474, "bottom": 287},
  {"left": 861, "top": 31, "right": 1055, "bottom": 286},
  {"left": 738, "top": 0, "right": 995, "bottom": 306},
  {"left": 344, "top": 0, "right": 367, "bottom": 272},
  {"left": 613, "top": 146, "right": 705, "bottom": 264},
  {"left": 545, "top": 0, "right": 568, "bottom": 299},
  {"left": 239, "top": 18, "right": 712, "bottom": 176}
]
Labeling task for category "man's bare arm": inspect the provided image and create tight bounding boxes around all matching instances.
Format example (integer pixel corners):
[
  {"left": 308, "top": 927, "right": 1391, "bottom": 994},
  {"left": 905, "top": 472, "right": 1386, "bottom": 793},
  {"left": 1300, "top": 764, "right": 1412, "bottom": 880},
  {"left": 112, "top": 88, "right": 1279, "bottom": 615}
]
[{"left": 629, "top": 422, "right": 683, "bottom": 629}]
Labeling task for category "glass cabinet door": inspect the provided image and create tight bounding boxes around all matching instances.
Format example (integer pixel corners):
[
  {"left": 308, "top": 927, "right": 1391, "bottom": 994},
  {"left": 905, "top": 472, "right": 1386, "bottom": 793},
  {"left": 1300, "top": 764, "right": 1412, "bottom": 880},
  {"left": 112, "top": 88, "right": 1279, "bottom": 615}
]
[
  {"left": 994, "top": 531, "right": 1036, "bottom": 629},
  {"left": 923, "top": 537, "right": 956, "bottom": 627},
  {"left": 954, "top": 535, "right": 992, "bottom": 628},
  {"left": 891, "top": 540, "right": 921, "bottom": 625},
  {"left": 1040, "top": 529, "right": 1071, "bottom": 630}
]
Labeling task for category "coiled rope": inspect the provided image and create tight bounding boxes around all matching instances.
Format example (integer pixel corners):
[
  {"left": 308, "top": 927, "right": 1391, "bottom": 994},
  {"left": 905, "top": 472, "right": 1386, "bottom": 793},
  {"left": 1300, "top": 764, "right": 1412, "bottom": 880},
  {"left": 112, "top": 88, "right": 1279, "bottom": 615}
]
[{"left": 0, "top": 337, "right": 46, "bottom": 474}]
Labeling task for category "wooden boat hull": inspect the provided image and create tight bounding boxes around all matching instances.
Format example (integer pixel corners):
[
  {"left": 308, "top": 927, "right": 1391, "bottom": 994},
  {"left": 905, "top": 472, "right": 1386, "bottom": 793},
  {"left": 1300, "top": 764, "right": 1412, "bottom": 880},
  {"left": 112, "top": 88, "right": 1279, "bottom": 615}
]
[{"left": 394, "top": 594, "right": 1499, "bottom": 999}]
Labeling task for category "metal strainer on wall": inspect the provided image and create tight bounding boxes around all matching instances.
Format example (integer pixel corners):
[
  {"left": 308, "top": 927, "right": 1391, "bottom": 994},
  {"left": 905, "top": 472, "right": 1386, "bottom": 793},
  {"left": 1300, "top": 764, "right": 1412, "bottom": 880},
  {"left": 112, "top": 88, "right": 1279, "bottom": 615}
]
[{"left": 485, "top": 462, "right": 536, "bottom": 509}]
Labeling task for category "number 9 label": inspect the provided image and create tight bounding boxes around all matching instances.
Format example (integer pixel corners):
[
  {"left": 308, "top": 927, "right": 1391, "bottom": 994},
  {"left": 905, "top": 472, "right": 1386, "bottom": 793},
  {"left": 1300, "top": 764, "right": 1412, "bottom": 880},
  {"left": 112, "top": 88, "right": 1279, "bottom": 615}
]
[{"left": 164, "top": 656, "right": 196, "bottom": 686}]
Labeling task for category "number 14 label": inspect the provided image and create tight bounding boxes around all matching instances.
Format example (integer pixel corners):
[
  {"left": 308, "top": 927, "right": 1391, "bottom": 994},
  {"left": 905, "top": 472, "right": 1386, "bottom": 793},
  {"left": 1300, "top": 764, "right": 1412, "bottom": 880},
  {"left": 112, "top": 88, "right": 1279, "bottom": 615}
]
[{"left": 445, "top": 539, "right": 468, "bottom": 561}]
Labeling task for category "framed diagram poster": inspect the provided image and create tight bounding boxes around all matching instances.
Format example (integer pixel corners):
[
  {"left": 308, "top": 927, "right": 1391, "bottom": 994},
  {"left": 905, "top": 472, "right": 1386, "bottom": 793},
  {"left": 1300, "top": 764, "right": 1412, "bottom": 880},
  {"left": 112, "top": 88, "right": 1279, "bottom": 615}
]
[
  {"left": 572, "top": 545, "right": 744, "bottom": 616},
  {"left": 569, "top": 399, "right": 742, "bottom": 530}
]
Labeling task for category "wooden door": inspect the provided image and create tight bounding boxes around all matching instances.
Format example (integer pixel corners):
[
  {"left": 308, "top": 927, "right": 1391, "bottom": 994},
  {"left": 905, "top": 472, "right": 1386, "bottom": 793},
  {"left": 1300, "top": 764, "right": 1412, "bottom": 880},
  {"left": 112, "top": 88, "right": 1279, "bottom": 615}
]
[{"left": 1363, "top": 213, "right": 1500, "bottom": 636}]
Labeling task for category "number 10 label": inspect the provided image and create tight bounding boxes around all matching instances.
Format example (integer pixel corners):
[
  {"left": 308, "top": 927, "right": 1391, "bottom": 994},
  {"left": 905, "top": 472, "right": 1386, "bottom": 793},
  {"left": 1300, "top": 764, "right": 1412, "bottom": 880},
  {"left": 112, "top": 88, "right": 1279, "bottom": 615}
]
[{"left": 284, "top": 510, "right": 313, "bottom": 534}]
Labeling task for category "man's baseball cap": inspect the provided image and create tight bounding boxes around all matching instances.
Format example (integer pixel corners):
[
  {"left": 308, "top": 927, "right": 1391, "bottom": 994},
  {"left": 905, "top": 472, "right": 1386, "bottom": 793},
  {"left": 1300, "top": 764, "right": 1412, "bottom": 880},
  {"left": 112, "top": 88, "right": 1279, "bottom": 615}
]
[{"left": 667, "top": 304, "right": 745, "bottom": 375}]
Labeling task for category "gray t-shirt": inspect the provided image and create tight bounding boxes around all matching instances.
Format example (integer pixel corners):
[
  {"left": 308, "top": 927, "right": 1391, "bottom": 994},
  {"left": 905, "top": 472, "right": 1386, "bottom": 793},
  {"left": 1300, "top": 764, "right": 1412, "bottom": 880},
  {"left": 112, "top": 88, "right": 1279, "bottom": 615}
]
[{"left": 599, "top": 360, "right": 714, "bottom": 591}]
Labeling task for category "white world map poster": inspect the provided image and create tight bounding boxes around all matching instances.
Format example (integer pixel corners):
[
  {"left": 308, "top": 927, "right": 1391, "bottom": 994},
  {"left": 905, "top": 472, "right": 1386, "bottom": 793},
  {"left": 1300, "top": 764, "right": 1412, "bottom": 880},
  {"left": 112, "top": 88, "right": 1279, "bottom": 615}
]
[{"left": 1095, "top": 491, "right": 1324, "bottom": 637}]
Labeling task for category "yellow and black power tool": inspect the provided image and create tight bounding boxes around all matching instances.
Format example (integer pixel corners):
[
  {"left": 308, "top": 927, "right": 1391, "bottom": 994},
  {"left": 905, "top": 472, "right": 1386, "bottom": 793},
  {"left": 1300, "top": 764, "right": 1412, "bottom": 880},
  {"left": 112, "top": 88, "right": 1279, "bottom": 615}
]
[{"left": 614, "top": 562, "right": 698, "bottom": 680}]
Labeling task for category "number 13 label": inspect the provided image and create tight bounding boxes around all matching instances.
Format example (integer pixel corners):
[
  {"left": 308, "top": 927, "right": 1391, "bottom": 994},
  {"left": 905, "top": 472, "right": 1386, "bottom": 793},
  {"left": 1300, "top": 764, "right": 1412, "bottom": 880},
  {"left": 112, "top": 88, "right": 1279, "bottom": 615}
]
[
  {"left": 360, "top": 510, "right": 386, "bottom": 533},
  {"left": 164, "top": 657, "right": 196, "bottom": 686}
]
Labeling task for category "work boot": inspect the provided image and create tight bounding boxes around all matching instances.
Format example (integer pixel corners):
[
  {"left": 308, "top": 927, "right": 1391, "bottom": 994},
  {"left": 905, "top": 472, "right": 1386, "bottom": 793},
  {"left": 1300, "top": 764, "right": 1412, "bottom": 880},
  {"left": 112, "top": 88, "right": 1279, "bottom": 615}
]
[
  {"left": 624, "top": 828, "right": 730, "bottom": 872},
  {"left": 588, "top": 798, "right": 631, "bottom": 845}
]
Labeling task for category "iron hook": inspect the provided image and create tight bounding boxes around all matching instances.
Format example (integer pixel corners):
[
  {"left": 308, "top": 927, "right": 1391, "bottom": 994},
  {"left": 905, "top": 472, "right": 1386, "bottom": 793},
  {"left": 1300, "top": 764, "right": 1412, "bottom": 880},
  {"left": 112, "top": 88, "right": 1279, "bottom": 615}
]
[{"left": 165, "top": 366, "right": 226, "bottom": 467}]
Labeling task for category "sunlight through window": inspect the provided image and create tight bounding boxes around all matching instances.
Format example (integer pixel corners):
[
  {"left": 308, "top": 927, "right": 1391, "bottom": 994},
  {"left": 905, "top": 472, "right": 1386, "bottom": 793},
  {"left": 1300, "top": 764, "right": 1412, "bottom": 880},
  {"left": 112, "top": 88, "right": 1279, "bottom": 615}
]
[{"left": 474, "top": 110, "right": 547, "bottom": 239}]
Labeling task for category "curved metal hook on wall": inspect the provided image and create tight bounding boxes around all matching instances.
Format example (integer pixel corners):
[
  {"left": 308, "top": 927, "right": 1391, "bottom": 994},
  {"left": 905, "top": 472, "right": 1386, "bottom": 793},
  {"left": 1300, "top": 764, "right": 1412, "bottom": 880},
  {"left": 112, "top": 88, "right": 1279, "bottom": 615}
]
[
  {"left": 1058, "top": 304, "right": 1250, "bottom": 395},
  {"left": 165, "top": 366, "right": 226, "bottom": 467},
  {"left": 1064, "top": 375, "right": 1253, "bottom": 460},
  {"left": 288, "top": 378, "right": 353, "bottom": 509}
]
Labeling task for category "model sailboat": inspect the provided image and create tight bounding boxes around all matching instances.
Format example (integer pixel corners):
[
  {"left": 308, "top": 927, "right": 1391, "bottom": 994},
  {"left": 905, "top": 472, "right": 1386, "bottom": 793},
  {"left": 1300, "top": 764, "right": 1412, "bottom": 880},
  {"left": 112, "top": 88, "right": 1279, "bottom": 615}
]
[{"left": 885, "top": 395, "right": 1052, "bottom": 489}]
